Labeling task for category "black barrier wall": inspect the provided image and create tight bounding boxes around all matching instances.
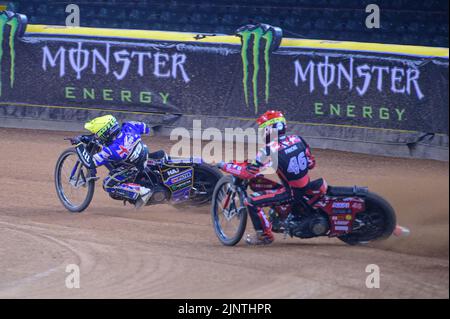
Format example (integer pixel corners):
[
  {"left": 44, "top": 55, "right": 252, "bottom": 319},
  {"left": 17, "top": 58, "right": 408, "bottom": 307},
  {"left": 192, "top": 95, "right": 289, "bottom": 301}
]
[{"left": 0, "top": 14, "right": 449, "bottom": 159}]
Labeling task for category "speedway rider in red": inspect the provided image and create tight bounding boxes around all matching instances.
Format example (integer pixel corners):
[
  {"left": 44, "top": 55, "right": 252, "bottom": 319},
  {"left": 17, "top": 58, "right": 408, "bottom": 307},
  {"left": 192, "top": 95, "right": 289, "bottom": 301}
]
[{"left": 245, "top": 110, "right": 317, "bottom": 245}]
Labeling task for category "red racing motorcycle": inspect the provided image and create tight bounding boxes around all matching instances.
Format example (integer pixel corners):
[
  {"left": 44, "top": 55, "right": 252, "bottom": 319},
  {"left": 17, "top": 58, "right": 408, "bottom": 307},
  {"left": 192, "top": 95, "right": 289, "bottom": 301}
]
[{"left": 211, "top": 161, "right": 403, "bottom": 246}]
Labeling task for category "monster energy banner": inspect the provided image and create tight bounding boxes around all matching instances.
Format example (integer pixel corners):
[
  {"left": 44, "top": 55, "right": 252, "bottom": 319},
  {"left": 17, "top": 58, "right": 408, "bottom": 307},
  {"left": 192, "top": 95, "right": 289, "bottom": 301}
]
[{"left": 0, "top": 14, "right": 448, "bottom": 135}]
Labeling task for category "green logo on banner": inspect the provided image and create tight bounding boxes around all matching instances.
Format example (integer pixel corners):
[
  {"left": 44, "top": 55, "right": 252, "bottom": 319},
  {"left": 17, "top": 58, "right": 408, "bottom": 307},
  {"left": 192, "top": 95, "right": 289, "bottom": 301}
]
[
  {"left": 236, "top": 24, "right": 282, "bottom": 114},
  {"left": 0, "top": 11, "right": 20, "bottom": 97}
]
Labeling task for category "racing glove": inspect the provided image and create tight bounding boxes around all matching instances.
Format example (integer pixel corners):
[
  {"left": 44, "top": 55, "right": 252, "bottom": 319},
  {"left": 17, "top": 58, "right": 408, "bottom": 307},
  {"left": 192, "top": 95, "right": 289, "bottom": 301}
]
[
  {"left": 246, "top": 161, "right": 261, "bottom": 175},
  {"left": 72, "top": 135, "right": 94, "bottom": 145}
]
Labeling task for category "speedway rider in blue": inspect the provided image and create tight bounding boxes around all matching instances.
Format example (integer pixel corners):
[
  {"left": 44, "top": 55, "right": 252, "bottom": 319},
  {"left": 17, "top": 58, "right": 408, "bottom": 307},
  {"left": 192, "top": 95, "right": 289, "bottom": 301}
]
[{"left": 82, "top": 115, "right": 153, "bottom": 208}]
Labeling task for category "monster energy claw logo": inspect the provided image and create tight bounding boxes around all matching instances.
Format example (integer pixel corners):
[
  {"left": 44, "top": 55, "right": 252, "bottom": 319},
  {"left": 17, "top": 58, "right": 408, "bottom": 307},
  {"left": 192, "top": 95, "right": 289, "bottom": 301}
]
[
  {"left": 0, "top": 11, "right": 27, "bottom": 97},
  {"left": 236, "top": 23, "right": 282, "bottom": 114}
]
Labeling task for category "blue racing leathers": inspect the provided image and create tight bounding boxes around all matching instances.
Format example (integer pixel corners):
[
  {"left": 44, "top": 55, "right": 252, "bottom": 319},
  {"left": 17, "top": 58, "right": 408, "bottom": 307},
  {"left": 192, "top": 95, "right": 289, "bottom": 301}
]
[{"left": 93, "top": 121, "right": 151, "bottom": 202}]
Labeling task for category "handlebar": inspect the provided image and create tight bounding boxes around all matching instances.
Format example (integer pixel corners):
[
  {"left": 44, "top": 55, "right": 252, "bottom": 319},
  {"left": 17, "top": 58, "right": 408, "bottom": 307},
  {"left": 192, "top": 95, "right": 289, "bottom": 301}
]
[
  {"left": 217, "top": 160, "right": 273, "bottom": 180},
  {"left": 66, "top": 134, "right": 99, "bottom": 146},
  {"left": 215, "top": 161, "right": 225, "bottom": 169}
]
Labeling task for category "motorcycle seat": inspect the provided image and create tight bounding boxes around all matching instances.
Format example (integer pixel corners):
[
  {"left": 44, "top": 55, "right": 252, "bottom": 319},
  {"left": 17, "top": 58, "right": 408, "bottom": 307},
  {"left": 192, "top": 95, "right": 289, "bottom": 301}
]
[
  {"left": 305, "top": 178, "right": 328, "bottom": 196},
  {"left": 327, "top": 185, "right": 368, "bottom": 196},
  {"left": 148, "top": 150, "right": 167, "bottom": 160},
  {"left": 308, "top": 178, "right": 325, "bottom": 191}
]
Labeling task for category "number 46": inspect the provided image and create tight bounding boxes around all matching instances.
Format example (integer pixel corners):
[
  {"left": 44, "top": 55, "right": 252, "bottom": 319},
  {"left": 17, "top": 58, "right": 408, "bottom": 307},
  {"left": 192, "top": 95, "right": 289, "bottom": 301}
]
[{"left": 287, "top": 151, "right": 307, "bottom": 175}]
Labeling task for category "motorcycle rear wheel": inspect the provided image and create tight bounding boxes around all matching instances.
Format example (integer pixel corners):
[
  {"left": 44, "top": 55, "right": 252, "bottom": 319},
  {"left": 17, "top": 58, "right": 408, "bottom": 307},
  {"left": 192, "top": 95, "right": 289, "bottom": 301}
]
[
  {"left": 172, "top": 163, "right": 223, "bottom": 209},
  {"left": 190, "top": 163, "right": 223, "bottom": 204},
  {"left": 55, "top": 148, "right": 95, "bottom": 213},
  {"left": 338, "top": 191, "right": 396, "bottom": 245},
  {"left": 211, "top": 175, "right": 248, "bottom": 246}
]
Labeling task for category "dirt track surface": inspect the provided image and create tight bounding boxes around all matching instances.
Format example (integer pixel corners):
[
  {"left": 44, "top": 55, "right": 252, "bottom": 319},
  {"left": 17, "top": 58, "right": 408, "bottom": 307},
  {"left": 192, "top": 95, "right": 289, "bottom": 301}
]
[{"left": 0, "top": 128, "right": 448, "bottom": 298}]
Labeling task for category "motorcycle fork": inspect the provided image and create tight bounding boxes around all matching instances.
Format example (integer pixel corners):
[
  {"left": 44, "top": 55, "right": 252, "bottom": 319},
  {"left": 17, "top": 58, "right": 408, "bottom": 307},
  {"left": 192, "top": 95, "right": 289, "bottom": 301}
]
[
  {"left": 69, "top": 161, "right": 83, "bottom": 187},
  {"left": 222, "top": 189, "right": 232, "bottom": 210},
  {"left": 223, "top": 183, "right": 242, "bottom": 210},
  {"left": 224, "top": 183, "right": 247, "bottom": 216},
  {"left": 235, "top": 187, "right": 249, "bottom": 218}
]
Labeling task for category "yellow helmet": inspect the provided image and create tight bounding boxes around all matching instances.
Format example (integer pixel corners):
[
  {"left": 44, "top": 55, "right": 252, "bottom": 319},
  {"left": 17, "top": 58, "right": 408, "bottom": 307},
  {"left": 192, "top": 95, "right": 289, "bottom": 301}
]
[{"left": 84, "top": 115, "right": 120, "bottom": 142}]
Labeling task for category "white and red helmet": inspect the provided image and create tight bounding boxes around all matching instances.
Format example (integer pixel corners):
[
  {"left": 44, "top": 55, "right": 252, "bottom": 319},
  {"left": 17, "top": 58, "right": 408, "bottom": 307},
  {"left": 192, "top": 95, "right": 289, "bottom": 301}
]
[{"left": 256, "top": 110, "right": 286, "bottom": 138}]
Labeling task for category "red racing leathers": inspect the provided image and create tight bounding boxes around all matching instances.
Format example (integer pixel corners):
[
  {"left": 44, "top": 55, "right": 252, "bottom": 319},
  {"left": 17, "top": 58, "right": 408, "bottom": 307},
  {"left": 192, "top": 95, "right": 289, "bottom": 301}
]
[{"left": 246, "top": 134, "right": 316, "bottom": 236}]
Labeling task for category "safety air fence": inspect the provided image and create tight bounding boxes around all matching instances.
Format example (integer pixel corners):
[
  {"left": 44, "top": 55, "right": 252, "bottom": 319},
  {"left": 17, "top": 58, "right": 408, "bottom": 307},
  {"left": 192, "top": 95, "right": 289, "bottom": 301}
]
[{"left": 0, "top": 12, "right": 448, "bottom": 160}]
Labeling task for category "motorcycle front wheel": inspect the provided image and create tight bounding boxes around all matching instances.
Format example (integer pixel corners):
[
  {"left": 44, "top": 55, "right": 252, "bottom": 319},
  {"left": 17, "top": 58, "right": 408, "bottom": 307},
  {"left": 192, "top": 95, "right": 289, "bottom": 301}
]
[
  {"left": 54, "top": 148, "right": 95, "bottom": 213},
  {"left": 211, "top": 175, "right": 248, "bottom": 246}
]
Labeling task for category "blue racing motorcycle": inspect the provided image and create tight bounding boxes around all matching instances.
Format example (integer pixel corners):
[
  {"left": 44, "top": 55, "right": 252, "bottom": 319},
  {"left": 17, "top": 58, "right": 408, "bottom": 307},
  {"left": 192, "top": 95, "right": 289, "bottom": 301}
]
[{"left": 54, "top": 134, "right": 222, "bottom": 212}]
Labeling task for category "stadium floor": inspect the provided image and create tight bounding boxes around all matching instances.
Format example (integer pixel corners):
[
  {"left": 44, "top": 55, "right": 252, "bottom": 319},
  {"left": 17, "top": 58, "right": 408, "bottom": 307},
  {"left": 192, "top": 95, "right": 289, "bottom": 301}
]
[{"left": 0, "top": 127, "right": 448, "bottom": 298}]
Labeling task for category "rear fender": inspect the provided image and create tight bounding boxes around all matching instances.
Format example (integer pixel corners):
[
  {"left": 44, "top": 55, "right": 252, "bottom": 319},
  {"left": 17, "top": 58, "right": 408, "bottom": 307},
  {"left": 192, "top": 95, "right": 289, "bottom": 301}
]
[
  {"left": 160, "top": 164, "right": 194, "bottom": 203},
  {"left": 168, "top": 157, "right": 202, "bottom": 165},
  {"left": 327, "top": 185, "right": 368, "bottom": 197},
  {"left": 315, "top": 195, "right": 366, "bottom": 236}
]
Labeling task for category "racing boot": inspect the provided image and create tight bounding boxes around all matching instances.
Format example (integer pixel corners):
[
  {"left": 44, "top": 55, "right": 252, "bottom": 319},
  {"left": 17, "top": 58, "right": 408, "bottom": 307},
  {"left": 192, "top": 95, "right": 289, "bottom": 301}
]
[
  {"left": 245, "top": 207, "right": 274, "bottom": 245},
  {"left": 245, "top": 229, "right": 274, "bottom": 245},
  {"left": 134, "top": 186, "right": 153, "bottom": 209}
]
